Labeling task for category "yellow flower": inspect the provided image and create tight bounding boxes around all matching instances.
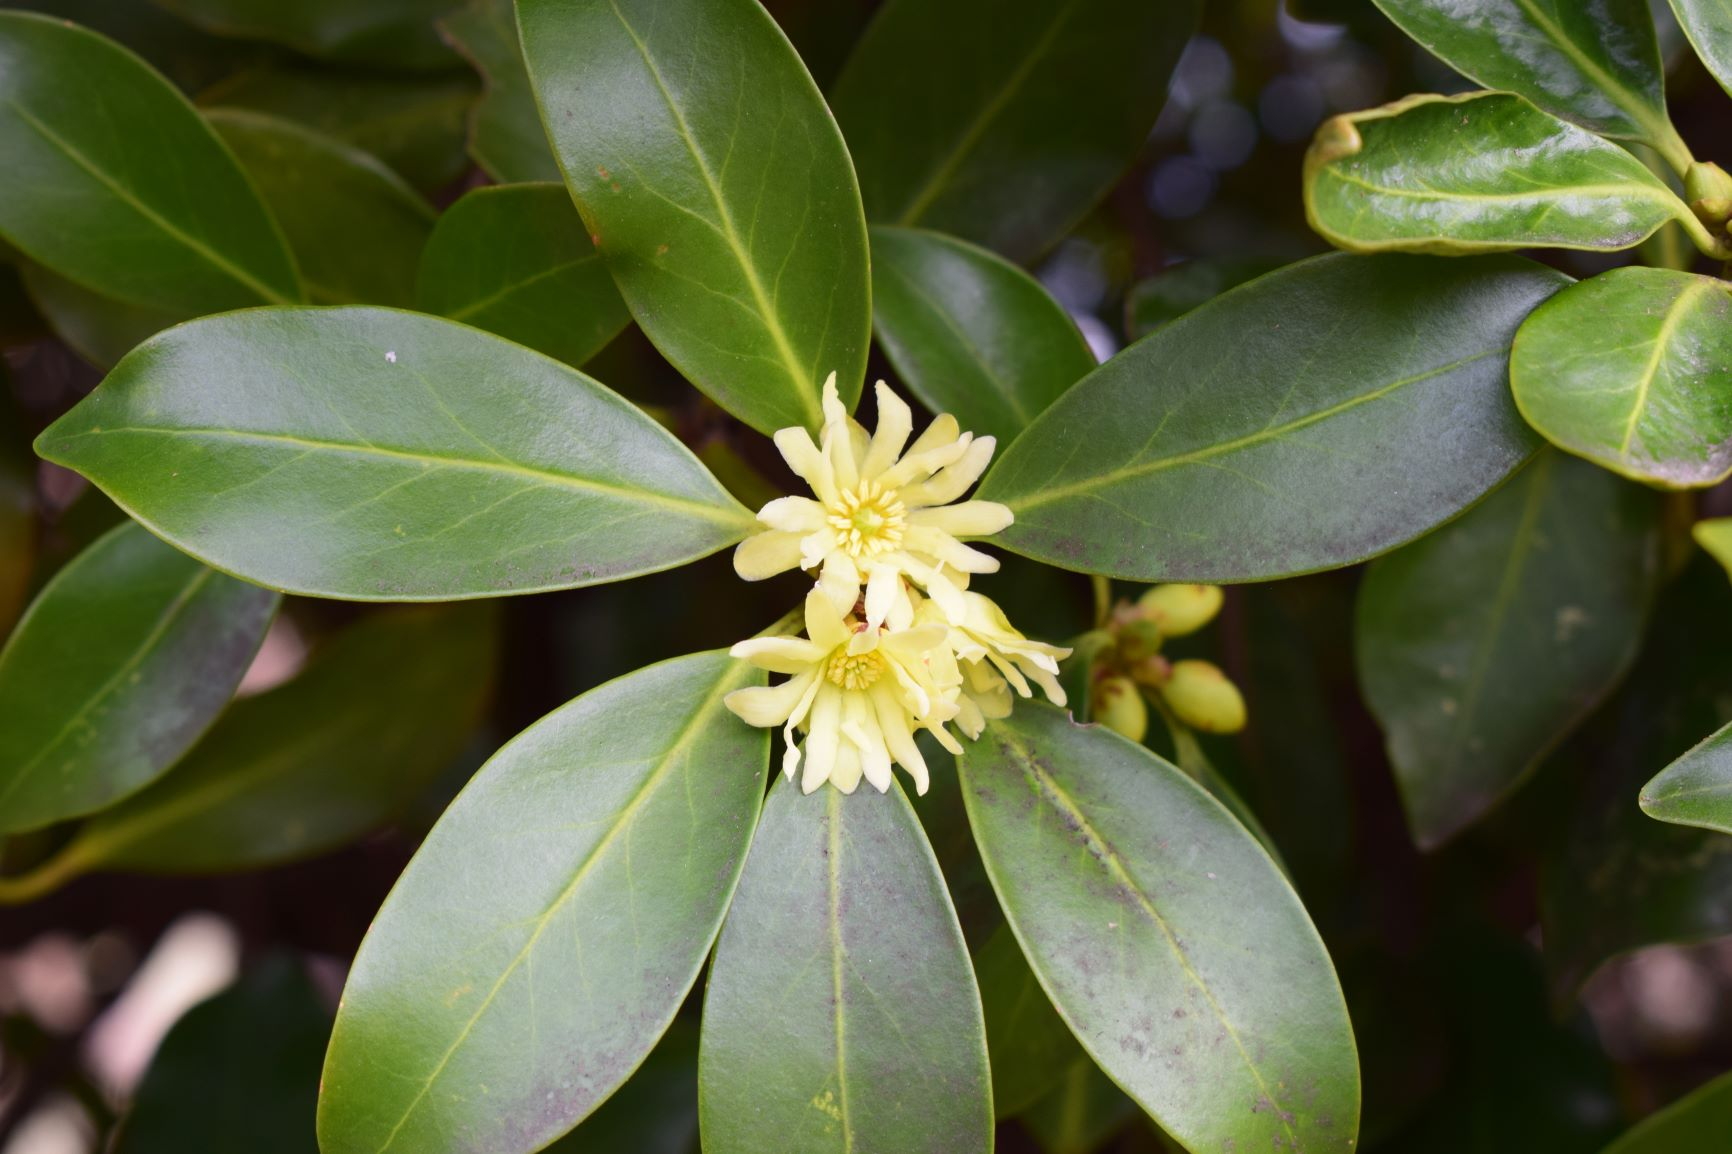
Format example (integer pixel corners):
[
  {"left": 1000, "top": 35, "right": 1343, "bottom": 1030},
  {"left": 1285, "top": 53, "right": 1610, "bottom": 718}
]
[
  {"left": 919, "top": 591, "right": 1071, "bottom": 737},
  {"left": 724, "top": 589, "right": 964, "bottom": 796},
  {"left": 733, "top": 375, "right": 1013, "bottom": 629}
]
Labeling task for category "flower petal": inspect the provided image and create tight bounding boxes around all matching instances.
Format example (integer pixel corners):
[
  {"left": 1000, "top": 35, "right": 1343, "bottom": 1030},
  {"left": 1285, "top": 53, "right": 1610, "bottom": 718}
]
[
  {"left": 724, "top": 672, "right": 815, "bottom": 727},
  {"left": 817, "top": 551, "right": 861, "bottom": 618},
  {"left": 908, "top": 500, "right": 1014, "bottom": 539},
  {"left": 757, "top": 495, "right": 826, "bottom": 532},
  {"left": 906, "top": 525, "right": 1001, "bottom": 573},
  {"left": 773, "top": 426, "right": 837, "bottom": 504},
  {"left": 801, "top": 685, "right": 842, "bottom": 793},
  {"left": 729, "top": 636, "right": 825, "bottom": 674},
  {"left": 734, "top": 531, "right": 805, "bottom": 581},
  {"left": 862, "top": 563, "right": 903, "bottom": 631},
  {"left": 804, "top": 586, "right": 852, "bottom": 652},
  {"left": 900, "top": 436, "right": 997, "bottom": 507},
  {"left": 905, "top": 412, "right": 961, "bottom": 458},
  {"left": 860, "top": 381, "right": 913, "bottom": 481}
]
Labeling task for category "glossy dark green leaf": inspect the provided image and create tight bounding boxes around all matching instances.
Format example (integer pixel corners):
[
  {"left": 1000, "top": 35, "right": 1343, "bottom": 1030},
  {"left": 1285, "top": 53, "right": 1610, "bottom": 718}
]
[
  {"left": 1357, "top": 450, "right": 1661, "bottom": 848},
  {"left": 1697, "top": 517, "right": 1732, "bottom": 578},
  {"left": 1601, "top": 1068, "right": 1732, "bottom": 1154},
  {"left": 36, "top": 308, "right": 754, "bottom": 600},
  {"left": 1639, "top": 720, "right": 1732, "bottom": 834},
  {"left": 199, "top": 65, "right": 477, "bottom": 192},
  {"left": 543, "top": 1021, "right": 699, "bottom": 1154},
  {"left": 1669, "top": 0, "right": 1732, "bottom": 96},
  {"left": 979, "top": 253, "right": 1559, "bottom": 582},
  {"left": 518, "top": 0, "right": 871, "bottom": 434},
  {"left": 869, "top": 226, "right": 1093, "bottom": 444},
  {"left": 958, "top": 703, "right": 1360, "bottom": 1152},
  {"left": 1305, "top": 93, "right": 1697, "bottom": 256},
  {"left": 700, "top": 779, "right": 993, "bottom": 1154},
  {"left": 114, "top": 956, "right": 328, "bottom": 1154},
  {"left": 975, "top": 922, "right": 1080, "bottom": 1119},
  {"left": 438, "top": 0, "right": 560, "bottom": 183},
  {"left": 0, "top": 521, "right": 277, "bottom": 835},
  {"left": 208, "top": 109, "right": 434, "bottom": 308},
  {"left": 1511, "top": 266, "right": 1732, "bottom": 489},
  {"left": 49, "top": 603, "right": 494, "bottom": 879},
  {"left": 0, "top": 11, "right": 301, "bottom": 313},
  {"left": 1371, "top": 0, "right": 1683, "bottom": 158},
  {"left": 19, "top": 261, "right": 183, "bottom": 371},
  {"left": 320, "top": 651, "right": 765, "bottom": 1154},
  {"left": 153, "top": 0, "right": 462, "bottom": 71},
  {"left": 416, "top": 183, "right": 629, "bottom": 368},
  {"left": 1124, "top": 258, "right": 1283, "bottom": 341},
  {"left": 830, "top": 0, "right": 1199, "bottom": 262},
  {"left": 1541, "top": 557, "right": 1732, "bottom": 998},
  {"left": 0, "top": 383, "right": 33, "bottom": 635}
]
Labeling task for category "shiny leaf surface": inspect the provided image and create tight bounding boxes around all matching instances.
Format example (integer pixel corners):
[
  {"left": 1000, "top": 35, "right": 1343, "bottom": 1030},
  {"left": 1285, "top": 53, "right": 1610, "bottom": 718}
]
[
  {"left": 36, "top": 308, "right": 753, "bottom": 600},
  {"left": 1358, "top": 450, "right": 1661, "bottom": 848},
  {"left": 0, "top": 521, "right": 277, "bottom": 835},
  {"left": 320, "top": 651, "right": 766, "bottom": 1154},
  {"left": 416, "top": 183, "right": 629, "bottom": 369},
  {"left": 831, "top": 0, "right": 1199, "bottom": 262},
  {"left": 1697, "top": 517, "right": 1732, "bottom": 578},
  {"left": 209, "top": 109, "right": 435, "bottom": 308},
  {"left": 1512, "top": 266, "right": 1732, "bottom": 489},
  {"left": 869, "top": 226, "right": 1093, "bottom": 444},
  {"left": 1639, "top": 720, "right": 1732, "bottom": 835},
  {"left": 959, "top": 704, "right": 1360, "bottom": 1152},
  {"left": 154, "top": 0, "right": 461, "bottom": 71},
  {"left": 1669, "top": 0, "right": 1732, "bottom": 97},
  {"left": 1305, "top": 93, "right": 1693, "bottom": 255},
  {"left": 1371, "top": 0, "right": 1679, "bottom": 151},
  {"left": 979, "top": 253, "right": 1559, "bottom": 582},
  {"left": 438, "top": 0, "right": 560, "bottom": 183},
  {"left": 1125, "top": 258, "right": 1282, "bottom": 340},
  {"left": 700, "top": 779, "right": 993, "bottom": 1154},
  {"left": 518, "top": 0, "right": 871, "bottom": 433},
  {"left": 0, "top": 11, "right": 301, "bottom": 313}
]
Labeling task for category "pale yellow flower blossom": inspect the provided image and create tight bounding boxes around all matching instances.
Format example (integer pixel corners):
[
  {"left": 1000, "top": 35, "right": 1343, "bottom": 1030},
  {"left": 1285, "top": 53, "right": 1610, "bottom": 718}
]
[
  {"left": 916, "top": 592, "right": 1071, "bottom": 738},
  {"left": 733, "top": 375, "right": 1013, "bottom": 628}
]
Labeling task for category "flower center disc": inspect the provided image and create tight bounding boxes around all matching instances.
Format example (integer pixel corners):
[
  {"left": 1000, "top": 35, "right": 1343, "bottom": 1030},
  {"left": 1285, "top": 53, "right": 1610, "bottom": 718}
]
[
  {"left": 826, "top": 648, "right": 886, "bottom": 690},
  {"left": 827, "top": 480, "right": 907, "bottom": 558}
]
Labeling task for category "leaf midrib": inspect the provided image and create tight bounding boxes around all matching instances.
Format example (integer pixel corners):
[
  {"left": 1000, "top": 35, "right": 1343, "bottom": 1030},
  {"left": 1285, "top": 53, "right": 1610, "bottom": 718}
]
[
  {"left": 52, "top": 425, "right": 747, "bottom": 525},
  {"left": 1006, "top": 349, "right": 1496, "bottom": 510},
  {"left": 1509, "top": 0, "right": 1668, "bottom": 141},
  {"left": 445, "top": 253, "right": 602, "bottom": 322},
  {"left": 1619, "top": 279, "right": 1711, "bottom": 456},
  {"left": 826, "top": 787, "right": 856, "bottom": 1153}
]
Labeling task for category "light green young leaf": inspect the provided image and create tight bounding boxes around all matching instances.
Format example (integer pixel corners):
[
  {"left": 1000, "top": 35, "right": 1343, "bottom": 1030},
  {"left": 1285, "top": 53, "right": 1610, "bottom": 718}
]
[
  {"left": 1600, "top": 1067, "right": 1732, "bottom": 1153},
  {"left": 438, "top": 0, "right": 561, "bottom": 183},
  {"left": 700, "top": 779, "right": 994, "bottom": 1154},
  {"left": 208, "top": 109, "right": 435, "bottom": 308},
  {"left": 1639, "top": 721, "right": 1732, "bottom": 835},
  {"left": 831, "top": 0, "right": 1199, "bottom": 262},
  {"left": 1697, "top": 518, "right": 1732, "bottom": 579},
  {"left": 1357, "top": 450, "right": 1661, "bottom": 849},
  {"left": 0, "top": 11, "right": 301, "bottom": 314},
  {"left": 1305, "top": 93, "right": 1706, "bottom": 256},
  {"left": 870, "top": 226, "right": 1093, "bottom": 445},
  {"left": 320, "top": 651, "right": 766, "bottom": 1154},
  {"left": 958, "top": 703, "right": 1360, "bottom": 1151},
  {"left": 518, "top": 0, "right": 871, "bottom": 434},
  {"left": 0, "top": 521, "right": 278, "bottom": 835},
  {"left": 35, "top": 308, "right": 754, "bottom": 601},
  {"left": 416, "top": 183, "right": 629, "bottom": 369},
  {"left": 1669, "top": 0, "right": 1732, "bottom": 98},
  {"left": 979, "top": 253, "right": 1560, "bottom": 582},
  {"left": 1372, "top": 0, "right": 1684, "bottom": 162},
  {"left": 1511, "top": 266, "right": 1732, "bottom": 489}
]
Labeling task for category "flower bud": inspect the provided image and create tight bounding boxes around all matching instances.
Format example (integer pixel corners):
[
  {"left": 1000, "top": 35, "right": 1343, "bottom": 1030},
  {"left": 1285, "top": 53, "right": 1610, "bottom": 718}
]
[
  {"left": 1136, "top": 583, "right": 1223, "bottom": 637},
  {"left": 1117, "top": 618, "right": 1163, "bottom": 663},
  {"left": 1093, "top": 676, "right": 1147, "bottom": 744},
  {"left": 1159, "top": 659, "right": 1246, "bottom": 734},
  {"left": 1686, "top": 161, "right": 1732, "bottom": 226}
]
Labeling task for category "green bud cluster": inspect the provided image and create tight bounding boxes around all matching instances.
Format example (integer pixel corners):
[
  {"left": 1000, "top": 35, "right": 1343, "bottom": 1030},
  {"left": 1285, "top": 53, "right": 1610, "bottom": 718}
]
[{"left": 1083, "top": 583, "right": 1247, "bottom": 740}]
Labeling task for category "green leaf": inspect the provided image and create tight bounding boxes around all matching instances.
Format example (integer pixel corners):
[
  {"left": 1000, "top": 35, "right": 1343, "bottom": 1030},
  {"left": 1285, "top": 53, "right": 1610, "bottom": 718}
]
[
  {"left": 1639, "top": 721, "right": 1732, "bottom": 834},
  {"left": 869, "top": 226, "right": 1093, "bottom": 444},
  {"left": 1669, "top": 0, "right": 1732, "bottom": 98},
  {"left": 1697, "top": 517, "right": 1732, "bottom": 579},
  {"left": 0, "top": 521, "right": 278, "bottom": 835},
  {"left": 438, "top": 0, "right": 561, "bottom": 183},
  {"left": 958, "top": 703, "right": 1360, "bottom": 1152},
  {"left": 699, "top": 779, "right": 993, "bottom": 1154},
  {"left": 35, "top": 308, "right": 753, "bottom": 601},
  {"left": 1511, "top": 266, "right": 1732, "bottom": 489},
  {"left": 48, "top": 604, "right": 495, "bottom": 880},
  {"left": 18, "top": 262, "right": 182, "bottom": 370},
  {"left": 152, "top": 0, "right": 462, "bottom": 71},
  {"left": 416, "top": 183, "right": 629, "bottom": 369},
  {"left": 26, "top": 0, "right": 257, "bottom": 94},
  {"left": 208, "top": 109, "right": 435, "bottom": 308},
  {"left": 543, "top": 1021, "right": 699, "bottom": 1154},
  {"left": 198, "top": 65, "right": 477, "bottom": 193},
  {"left": 1541, "top": 556, "right": 1732, "bottom": 998},
  {"left": 1020, "top": 1056, "right": 1138, "bottom": 1154},
  {"left": 1371, "top": 0, "right": 1682, "bottom": 159},
  {"left": 1305, "top": 93, "right": 1699, "bottom": 256},
  {"left": 114, "top": 955, "right": 329, "bottom": 1154},
  {"left": 975, "top": 923, "right": 1080, "bottom": 1119},
  {"left": 1601, "top": 1068, "right": 1732, "bottom": 1154},
  {"left": 1124, "top": 258, "right": 1283, "bottom": 341},
  {"left": 979, "top": 253, "right": 1560, "bottom": 582},
  {"left": 1357, "top": 450, "right": 1661, "bottom": 848},
  {"left": 319, "top": 651, "right": 765, "bottom": 1154},
  {"left": 518, "top": 0, "right": 871, "bottom": 434},
  {"left": 830, "top": 0, "right": 1200, "bottom": 262},
  {"left": 0, "top": 11, "right": 301, "bottom": 313}
]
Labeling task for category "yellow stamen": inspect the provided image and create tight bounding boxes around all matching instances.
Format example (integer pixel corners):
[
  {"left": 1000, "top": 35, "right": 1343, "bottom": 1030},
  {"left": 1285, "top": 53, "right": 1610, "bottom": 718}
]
[
  {"left": 825, "top": 648, "right": 885, "bottom": 690},
  {"left": 825, "top": 480, "right": 906, "bottom": 559}
]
